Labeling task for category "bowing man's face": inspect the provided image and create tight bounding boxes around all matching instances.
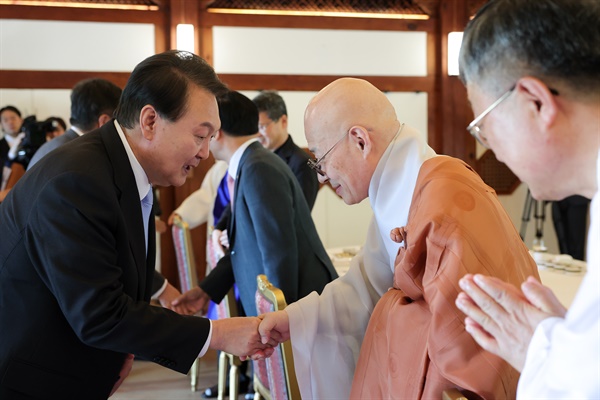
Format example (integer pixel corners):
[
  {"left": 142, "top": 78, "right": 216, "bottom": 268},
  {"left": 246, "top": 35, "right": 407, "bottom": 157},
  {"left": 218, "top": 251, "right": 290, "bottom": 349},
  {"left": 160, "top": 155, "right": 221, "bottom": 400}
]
[{"left": 142, "top": 84, "right": 221, "bottom": 187}]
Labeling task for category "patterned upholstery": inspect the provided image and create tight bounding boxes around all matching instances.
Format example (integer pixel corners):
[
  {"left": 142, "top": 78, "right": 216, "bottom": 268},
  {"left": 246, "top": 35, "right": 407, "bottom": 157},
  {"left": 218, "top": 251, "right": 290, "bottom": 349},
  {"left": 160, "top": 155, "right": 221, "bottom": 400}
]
[
  {"left": 206, "top": 233, "right": 240, "bottom": 400},
  {"left": 171, "top": 216, "right": 200, "bottom": 391},
  {"left": 253, "top": 275, "right": 301, "bottom": 400}
]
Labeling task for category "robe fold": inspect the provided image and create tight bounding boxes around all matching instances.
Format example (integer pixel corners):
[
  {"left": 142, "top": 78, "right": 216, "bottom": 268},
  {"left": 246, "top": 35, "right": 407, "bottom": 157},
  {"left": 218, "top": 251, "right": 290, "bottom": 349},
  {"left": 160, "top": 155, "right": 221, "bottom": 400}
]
[{"left": 350, "top": 156, "right": 539, "bottom": 399}]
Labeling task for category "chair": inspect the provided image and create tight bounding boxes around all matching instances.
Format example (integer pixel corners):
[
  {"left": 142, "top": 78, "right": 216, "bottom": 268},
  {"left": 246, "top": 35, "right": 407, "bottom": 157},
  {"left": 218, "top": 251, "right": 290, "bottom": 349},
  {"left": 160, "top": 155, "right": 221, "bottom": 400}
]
[
  {"left": 442, "top": 388, "right": 469, "bottom": 400},
  {"left": 171, "top": 216, "right": 201, "bottom": 392},
  {"left": 207, "top": 234, "right": 242, "bottom": 400},
  {"left": 253, "top": 275, "right": 301, "bottom": 400}
]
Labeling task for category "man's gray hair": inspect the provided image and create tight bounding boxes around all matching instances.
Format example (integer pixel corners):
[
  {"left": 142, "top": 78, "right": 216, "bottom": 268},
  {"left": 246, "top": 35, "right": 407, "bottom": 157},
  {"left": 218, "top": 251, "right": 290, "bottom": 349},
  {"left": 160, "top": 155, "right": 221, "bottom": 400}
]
[
  {"left": 459, "top": 0, "right": 600, "bottom": 96},
  {"left": 252, "top": 91, "right": 287, "bottom": 121}
]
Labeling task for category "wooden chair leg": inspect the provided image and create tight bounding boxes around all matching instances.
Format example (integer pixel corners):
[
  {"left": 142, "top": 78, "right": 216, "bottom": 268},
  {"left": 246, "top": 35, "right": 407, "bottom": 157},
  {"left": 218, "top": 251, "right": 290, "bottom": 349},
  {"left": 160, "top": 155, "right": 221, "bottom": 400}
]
[
  {"left": 218, "top": 351, "right": 228, "bottom": 400},
  {"left": 229, "top": 361, "right": 239, "bottom": 399},
  {"left": 190, "top": 358, "right": 199, "bottom": 392}
]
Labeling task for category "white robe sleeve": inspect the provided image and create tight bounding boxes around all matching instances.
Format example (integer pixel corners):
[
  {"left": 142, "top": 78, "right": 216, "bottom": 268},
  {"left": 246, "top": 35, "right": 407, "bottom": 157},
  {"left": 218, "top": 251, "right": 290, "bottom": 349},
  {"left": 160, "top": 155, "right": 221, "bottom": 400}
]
[
  {"left": 286, "top": 218, "right": 393, "bottom": 399},
  {"left": 517, "top": 154, "right": 600, "bottom": 399},
  {"left": 174, "top": 161, "right": 228, "bottom": 230}
]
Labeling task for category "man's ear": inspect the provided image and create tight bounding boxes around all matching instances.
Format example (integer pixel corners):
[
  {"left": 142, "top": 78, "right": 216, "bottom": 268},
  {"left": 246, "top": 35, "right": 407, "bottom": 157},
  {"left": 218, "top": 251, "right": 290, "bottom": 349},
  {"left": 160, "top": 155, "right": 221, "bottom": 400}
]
[
  {"left": 279, "top": 114, "right": 288, "bottom": 130},
  {"left": 515, "top": 77, "right": 559, "bottom": 130},
  {"left": 349, "top": 125, "right": 372, "bottom": 159},
  {"left": 97, "top": 113, "right": 112, "bottom": 128},
  {"left": 139, "top": 105, "right": 158, "bottom": 140}
]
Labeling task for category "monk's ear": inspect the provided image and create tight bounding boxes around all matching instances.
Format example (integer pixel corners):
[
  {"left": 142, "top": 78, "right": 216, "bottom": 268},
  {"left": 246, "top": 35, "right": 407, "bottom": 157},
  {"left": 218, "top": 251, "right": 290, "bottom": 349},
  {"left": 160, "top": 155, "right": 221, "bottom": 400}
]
[
  {"left": 349, "top": 125, "right": 372, "bottom": 159},
  {"left": 139, "top": 105, "right": 158, "bottom": 140}
]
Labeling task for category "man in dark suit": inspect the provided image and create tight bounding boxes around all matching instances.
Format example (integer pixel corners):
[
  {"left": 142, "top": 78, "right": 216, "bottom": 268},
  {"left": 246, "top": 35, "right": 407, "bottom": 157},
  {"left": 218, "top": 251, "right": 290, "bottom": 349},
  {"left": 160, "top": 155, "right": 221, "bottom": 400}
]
[
  {"left": 173, "top": 91, "right": 337, "bottom": 319},
  {"left": 27, "top": 78, "right": 122, "bottom": 170},
  {"left": 253, "top": 90, "right": 319, "bottom": 210},
  {"left": 0, "top": 51, "right": 271, "bottom": 399},
  {"left": 27, "top": 77, "right": 180, "bottom": 310}
]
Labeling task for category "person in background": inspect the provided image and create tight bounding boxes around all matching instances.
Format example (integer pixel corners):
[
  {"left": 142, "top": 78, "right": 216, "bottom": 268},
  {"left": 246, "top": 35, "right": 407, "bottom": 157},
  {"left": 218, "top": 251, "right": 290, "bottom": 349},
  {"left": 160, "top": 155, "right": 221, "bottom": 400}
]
[
  {"left": 28, "top": 78, "right": 121, "bottom": 170},
  {"left": 253, "top": 90, "right": 319, "bottom": 210},
  {"left": 0, "top": 50, "right": 273, "bottom": 399},
  {"left": 257, "top": 77, "right": 538, "bottom": 398},
  {"left": 172, "top": 90, "right": 337, "bottom": 319},
  {"left": 454, "top": 0, "right": 599, "bottom": 398},
  {"left": 42, "top": 116, "right": 67, "bottom": 141},
  {"left": 0, "top": 105, "right": 24, "bottom": 168}
]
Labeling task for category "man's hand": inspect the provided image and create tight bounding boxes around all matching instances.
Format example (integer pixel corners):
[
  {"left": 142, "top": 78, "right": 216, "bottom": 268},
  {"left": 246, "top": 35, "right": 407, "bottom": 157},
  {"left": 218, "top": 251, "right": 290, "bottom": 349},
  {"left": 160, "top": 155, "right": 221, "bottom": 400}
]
[
  {"left": 167, "top": 212, "right": 180, "bottom": 225},
  {"left": 218, "top": 229, "right": 230, "bottom": 249},
  {"left": 211, "top": 229, "right": 226, "bottom": 258},
  {"left": 258, "top": 311, "right": 290, "bottom": 347},
  {"left": 210, "top": 317, "right": 277, "bottom": 359},
  {"left": 158, "top": 282, "right": 185, "bottom": 312},
  {"left": 155, "top": 217, "right": 167, "bottom": 234},
  {"left": 456, "top": 274, "right": 564, "bottom": 371},
  {"left": 109, "top": 353, "right": 135, "bottom": 397},
  {"left": 171, "top": 286, "right": 211, "bottom": 315}
]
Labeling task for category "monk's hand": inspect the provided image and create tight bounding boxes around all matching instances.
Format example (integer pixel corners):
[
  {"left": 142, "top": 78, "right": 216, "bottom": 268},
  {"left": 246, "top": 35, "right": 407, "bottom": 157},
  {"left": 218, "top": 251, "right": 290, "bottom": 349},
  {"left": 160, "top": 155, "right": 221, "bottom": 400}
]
[
  {"left": 455, "top": 274, "right": 559, "bottom": 372},
  {"left": 210, "top": 317, "right": 275, "bottom": 358}
]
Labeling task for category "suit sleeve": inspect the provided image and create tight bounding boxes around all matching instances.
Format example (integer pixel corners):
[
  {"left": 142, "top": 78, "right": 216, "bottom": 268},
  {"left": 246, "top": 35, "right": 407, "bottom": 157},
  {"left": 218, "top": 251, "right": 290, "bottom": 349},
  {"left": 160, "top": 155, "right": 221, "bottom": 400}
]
[
  {"left": 26, "top": 171, "right": 209, "bottom": 374},
  {"left": 199, "top": 252, "right": 235, "bottom": 303}
]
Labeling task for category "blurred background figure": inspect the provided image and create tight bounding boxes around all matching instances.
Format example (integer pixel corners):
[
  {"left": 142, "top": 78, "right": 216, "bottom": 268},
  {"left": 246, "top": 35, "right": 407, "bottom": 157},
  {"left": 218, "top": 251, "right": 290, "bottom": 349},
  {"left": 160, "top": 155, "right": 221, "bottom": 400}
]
[
  {"left": 0, "top": 105, "right": 24, "bottom": 168},
  {"left": 42, "top": 116, "right": 67, "bottom": 141}
]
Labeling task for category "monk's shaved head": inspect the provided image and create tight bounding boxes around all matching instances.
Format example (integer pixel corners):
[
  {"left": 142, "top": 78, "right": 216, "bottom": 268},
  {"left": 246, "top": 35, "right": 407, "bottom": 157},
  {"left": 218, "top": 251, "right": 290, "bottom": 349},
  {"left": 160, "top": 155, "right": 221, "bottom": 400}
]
[
  {"left": 305, "top": 78, "right": 398, "bottom": 150},
  {"left": 304, "top": 78, "right": 401, "bottom": 205}
]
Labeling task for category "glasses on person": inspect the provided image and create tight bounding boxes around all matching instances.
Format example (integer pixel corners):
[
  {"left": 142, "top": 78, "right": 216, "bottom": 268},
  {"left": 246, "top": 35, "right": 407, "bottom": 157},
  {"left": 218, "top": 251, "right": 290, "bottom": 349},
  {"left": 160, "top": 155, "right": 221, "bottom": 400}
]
[
  {"left": 258, "top": 120, "right": 275, "bottom": 131},
  {"left": 307, "top": 130, "right": 349, "bottom": 177},
  {"left": 467, "top": 85, "right": 516, "bottom": 149}
]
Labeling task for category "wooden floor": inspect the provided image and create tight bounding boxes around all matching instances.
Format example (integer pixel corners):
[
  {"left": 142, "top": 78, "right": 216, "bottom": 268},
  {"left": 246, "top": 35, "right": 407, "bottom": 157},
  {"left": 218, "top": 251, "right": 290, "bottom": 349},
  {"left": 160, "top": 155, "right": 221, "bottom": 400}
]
[{"left": 112, "top": 350, "right": 248, "bottom": 400}]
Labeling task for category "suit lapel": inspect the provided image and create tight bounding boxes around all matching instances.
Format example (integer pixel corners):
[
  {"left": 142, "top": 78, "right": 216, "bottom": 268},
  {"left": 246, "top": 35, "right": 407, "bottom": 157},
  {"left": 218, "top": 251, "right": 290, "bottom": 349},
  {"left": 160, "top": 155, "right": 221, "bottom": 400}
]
[{"left": 100, "top": 121, "right": 149, "bottom": 298}]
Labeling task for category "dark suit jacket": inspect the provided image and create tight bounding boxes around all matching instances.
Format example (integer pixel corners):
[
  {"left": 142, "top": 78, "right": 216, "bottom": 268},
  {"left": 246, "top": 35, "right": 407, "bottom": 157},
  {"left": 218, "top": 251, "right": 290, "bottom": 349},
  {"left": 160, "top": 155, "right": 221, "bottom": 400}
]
[
  {"left": 201, "top": 142, "right": 337, "bottom": 316},
  {"left": 26, "top": 128, "right": 79, "bottom": 170},
  {"left": 274, "top": 135, "right": 319, "bottom": 210},
  {"left": 0, "top": 137, "right": 10, "bottom": 168},
  {"left": 0, "top": 121, "right": 209, "bottom": 399}
]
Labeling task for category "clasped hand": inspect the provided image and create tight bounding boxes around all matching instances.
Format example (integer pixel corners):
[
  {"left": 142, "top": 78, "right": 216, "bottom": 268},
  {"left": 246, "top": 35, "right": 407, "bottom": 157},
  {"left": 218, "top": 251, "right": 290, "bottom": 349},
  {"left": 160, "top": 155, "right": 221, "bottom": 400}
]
[{"left": 456, "top": 273, "right": 567, "bottom": 371}]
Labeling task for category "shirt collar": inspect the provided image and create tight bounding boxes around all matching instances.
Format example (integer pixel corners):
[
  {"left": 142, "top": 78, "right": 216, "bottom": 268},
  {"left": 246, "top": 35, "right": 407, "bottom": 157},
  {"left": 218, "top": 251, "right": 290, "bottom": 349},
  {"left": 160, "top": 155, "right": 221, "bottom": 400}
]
[
  {"left": 114, "top": 120, "right": 151, "bottom": 201},
  {"left": 71, "top": 126, "right": 85, "bottom": 136},
  {"left": 228, "top": 138, "right": 259, "bottom": 180}
]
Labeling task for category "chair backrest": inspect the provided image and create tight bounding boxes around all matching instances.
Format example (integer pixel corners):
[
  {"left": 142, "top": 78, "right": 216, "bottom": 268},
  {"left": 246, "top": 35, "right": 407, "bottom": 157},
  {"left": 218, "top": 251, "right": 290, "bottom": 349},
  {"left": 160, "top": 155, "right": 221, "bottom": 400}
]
[
  {"left": 207, "top": 235, "right": 238, "bottom": 319},
  {"left": 254, "top": 274, "right": 301, "bottom": 400},
  {"left": 171, "top": 215, "right": 198, "bottom": 292}
]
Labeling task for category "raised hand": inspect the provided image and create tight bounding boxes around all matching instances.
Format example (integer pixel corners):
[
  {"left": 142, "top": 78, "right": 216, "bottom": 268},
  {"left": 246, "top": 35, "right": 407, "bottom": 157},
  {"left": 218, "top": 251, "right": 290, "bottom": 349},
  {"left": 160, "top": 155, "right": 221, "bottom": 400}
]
[
  {"left": 171, "top": 286, "right": 211, "bottom": 316},
  {"left": 456, "top": 274, "right": 562, "bottom": 371}
]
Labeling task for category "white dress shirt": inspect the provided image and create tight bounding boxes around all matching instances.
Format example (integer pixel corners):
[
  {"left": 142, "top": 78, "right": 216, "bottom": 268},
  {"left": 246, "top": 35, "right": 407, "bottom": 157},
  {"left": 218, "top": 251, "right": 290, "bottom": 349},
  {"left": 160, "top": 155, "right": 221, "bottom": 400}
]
[{"left": 517, "top": 150, "right": 600, "bottom": 399}]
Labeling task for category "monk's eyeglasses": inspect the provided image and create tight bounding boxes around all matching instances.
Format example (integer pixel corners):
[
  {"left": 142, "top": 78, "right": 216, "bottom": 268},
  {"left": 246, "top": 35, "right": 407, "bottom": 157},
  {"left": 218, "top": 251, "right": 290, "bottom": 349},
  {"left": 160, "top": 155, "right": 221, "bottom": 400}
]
[{"left": 307, "top": 131, "right": 349, "bottom": 177}]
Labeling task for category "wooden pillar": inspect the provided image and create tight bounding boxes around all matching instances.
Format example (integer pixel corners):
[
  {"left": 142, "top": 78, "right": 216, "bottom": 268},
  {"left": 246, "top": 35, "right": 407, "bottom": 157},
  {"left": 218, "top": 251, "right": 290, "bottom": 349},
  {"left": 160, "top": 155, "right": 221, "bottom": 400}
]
[
  {"left": 159, "top": 0, "right": 213, "bottom": 291},
  {"left": 438, "top": 0, "right": 475, "bottom": 166}
]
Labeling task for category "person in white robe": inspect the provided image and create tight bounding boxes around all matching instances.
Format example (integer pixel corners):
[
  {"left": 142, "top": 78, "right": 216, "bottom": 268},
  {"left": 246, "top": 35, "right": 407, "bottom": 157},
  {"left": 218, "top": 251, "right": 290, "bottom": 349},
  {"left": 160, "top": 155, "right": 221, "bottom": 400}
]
[
  {"left": 257, "top": 77, "right": 436, "bottom": 398},
  {"left": 455, "top": 0, "right": 600, "bottom": 398}
]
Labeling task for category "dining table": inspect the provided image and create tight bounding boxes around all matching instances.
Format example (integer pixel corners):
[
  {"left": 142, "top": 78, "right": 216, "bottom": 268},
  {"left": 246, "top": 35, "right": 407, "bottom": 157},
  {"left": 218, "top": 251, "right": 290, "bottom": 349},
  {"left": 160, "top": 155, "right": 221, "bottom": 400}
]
[{"left": 327, "top": 246, "right": 586, "bottom": 308}]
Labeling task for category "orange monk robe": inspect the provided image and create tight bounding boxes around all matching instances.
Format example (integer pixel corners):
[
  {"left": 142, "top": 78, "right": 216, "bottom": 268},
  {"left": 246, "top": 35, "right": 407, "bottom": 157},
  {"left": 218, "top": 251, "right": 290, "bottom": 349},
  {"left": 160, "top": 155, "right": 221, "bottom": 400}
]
[{"left": 351, "top": 156, "right": 539, "bottom": 399}]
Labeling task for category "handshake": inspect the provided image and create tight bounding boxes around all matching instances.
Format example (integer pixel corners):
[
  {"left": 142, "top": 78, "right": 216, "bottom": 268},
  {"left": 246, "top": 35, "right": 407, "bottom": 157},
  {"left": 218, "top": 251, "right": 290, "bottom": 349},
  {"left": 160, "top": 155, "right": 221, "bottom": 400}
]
[
  {"left": 166, "top": 286, "right": 291, "bottom": 360},
  {"left": 208, "top": 310, "right": 291, "bottom": 360}
]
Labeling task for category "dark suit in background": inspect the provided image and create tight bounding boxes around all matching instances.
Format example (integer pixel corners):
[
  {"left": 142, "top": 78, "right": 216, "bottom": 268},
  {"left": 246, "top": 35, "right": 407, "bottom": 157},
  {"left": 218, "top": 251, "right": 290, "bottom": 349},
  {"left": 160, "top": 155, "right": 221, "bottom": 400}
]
[
  {"left": 274, "top": 134, "right": 319, "bottom": 210},
  {"left": 0, "top": 122, "right": 208, "bottom": 399},
  {"left": 202, "top": 141, "right": 337, "bottom": 316},
  {"left": 26, "top": 128, "right": 79, "bottom": 169}
]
